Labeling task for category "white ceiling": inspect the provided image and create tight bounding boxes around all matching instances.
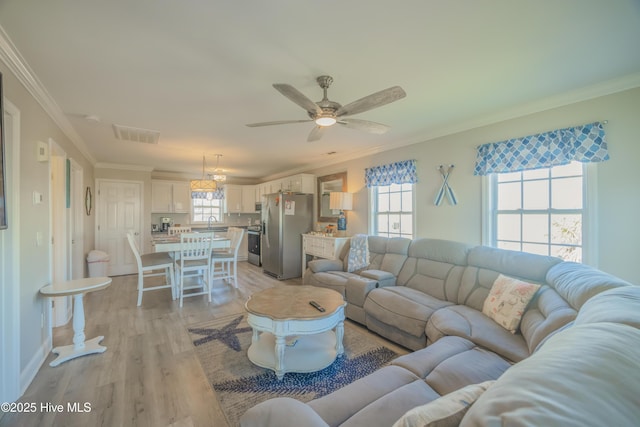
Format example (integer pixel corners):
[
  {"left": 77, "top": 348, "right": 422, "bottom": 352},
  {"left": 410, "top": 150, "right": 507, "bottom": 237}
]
[{"left": 1, "top": 0, "right": 640, "bottom": 181}]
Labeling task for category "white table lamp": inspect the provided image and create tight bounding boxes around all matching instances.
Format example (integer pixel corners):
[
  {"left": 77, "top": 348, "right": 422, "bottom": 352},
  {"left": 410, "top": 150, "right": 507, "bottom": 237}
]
[{"left": 330, "top": 192, "right": 353, "bottom": 234}]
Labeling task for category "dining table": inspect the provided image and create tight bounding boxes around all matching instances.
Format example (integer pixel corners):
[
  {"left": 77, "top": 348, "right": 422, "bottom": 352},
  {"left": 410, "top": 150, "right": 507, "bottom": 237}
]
[{"left": 151, "top": 235, "right": 230, "bottom": 253}]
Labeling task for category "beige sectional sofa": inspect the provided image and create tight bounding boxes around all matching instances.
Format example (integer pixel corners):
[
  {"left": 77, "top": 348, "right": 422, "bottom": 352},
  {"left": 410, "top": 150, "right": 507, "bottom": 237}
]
[{"left": 241, "top": 236, "right": 640, "bottom": 426}]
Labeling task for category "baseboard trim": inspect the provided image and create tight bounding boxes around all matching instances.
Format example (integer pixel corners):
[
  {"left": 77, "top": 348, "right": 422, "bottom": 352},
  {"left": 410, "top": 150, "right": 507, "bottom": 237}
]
[{"left": 20, "top": 336, "right": 52, "bottom": 395}]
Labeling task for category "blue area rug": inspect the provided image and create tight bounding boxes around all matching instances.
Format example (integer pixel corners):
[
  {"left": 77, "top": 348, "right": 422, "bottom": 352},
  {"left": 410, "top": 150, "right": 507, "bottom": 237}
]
[{"left": 187, "top": 314, "right": 398, "bottom": 426}]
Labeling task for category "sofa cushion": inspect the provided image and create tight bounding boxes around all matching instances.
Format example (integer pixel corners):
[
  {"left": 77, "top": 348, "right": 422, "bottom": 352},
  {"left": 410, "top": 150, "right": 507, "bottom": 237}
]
[
  {"left": 458, "top": 246, "right": 561, "bottom": 312},
  {"left": 378, "top": 237, "right": 411, "bottom": 276},
  {"left": 461, "top": 322, "right": 640, "bottom": 427},
  {"left": 392, "top": 380, "right": 495, "bottom": 427},
  {"left": 345, "top": 276, "right": 378, "bottom": 307},
  {"left": 482, "top": 274, "right": 541, "bottom": 333},
  {"left": 393, "top": 336, "right": 511, "bottom": 395},
  {"left": 426, "top": 305, "right": 530, "bottom": 362},
  {"left": 308, "top": 365, "right": 427, "bottom": 427},
  {"left": 575, "top": 286, "right": 640, "bottom": 328},
  {"left": 519, "top": 286, "right": 577, "bottom": 353},
  {"left": 304, "top": 270, "right": 361, "bottom": 297},
  {"left": 365, "top": 287, "right": 454, "bottom": 339},
  {"left": 340, "top": 380, "right": 441, "bottom": 427},
  {"left": 546, "top": 261, "right": 632, "bottom": 310},
  {"left": 361, "top": 269, "right": 396, "bottom": 287},
  {"left": 240, "top": 397, "right": 329, "bottom": 427},
  {"left": 396, "top": 238, "right": 471, "bottom": 303}
]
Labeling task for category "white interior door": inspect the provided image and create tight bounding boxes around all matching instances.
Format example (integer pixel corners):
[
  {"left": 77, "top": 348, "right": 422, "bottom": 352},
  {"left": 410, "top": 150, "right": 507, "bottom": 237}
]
[
  {"left": 69, "top": 159, "right": 84, "bottom": 279},
  {"left": 50, "top": 139, "right": 71, "bottom": 326},
  {"left": 96, "top": 179, "right": 142, "bottom": 276}
]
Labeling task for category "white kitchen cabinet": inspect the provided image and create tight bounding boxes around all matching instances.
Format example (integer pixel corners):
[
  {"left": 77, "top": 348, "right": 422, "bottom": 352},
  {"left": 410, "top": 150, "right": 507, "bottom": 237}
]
[
  {"left": 224, "top": 185, "right": 243, "bottom": 213},
  {"left": 151, "top": 180, "right": 191, "bottom": 213},
  {"left": 258, "top": 173, "right": 316, "bottom": 198},
  {"left": 285, "top": 173, "right": 315, "bottom": 193},
  {"left": 225, "top": 184, "right": 257, "bottom": 213},
  {"left": 242, "top": 185, "right": 257, "bottom": 213}
]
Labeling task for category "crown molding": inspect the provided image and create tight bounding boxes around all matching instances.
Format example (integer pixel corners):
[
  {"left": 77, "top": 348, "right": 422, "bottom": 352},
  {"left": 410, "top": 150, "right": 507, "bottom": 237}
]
[
  {"left": 0, "top": 24, "right": 96, "bottom": 165},
  {"left": 94, "top": 163, "right": 154, "bottom": 172},
  {"left": 419, "top": 72, "right": 640, "bottom": 143}
]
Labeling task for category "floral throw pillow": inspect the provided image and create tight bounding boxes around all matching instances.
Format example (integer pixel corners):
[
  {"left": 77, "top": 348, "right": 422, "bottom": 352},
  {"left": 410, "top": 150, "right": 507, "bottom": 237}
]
[{"left": 482, "top": 274, "right": 541, "bottom": 334}]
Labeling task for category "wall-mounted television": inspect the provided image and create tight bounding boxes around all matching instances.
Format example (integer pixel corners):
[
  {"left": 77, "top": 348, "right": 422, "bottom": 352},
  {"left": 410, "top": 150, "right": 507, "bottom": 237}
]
[{"left": 0, "top": 71, "right": 7, "bottom": 230}]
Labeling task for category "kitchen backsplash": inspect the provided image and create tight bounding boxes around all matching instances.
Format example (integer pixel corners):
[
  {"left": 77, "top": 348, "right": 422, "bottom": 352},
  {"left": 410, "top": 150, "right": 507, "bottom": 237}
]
[{"left": 151, "top": 212, "right": 260, "bottom": 228}]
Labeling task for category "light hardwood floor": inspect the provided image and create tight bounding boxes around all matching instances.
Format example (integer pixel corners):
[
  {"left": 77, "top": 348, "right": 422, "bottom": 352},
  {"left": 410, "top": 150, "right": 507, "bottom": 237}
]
[{"left": 1, "top": 262, "right": 405, "bottom": 427}]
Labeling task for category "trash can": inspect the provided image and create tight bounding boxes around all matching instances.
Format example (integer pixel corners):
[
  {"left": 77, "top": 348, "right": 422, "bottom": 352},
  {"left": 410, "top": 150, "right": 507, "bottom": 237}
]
[{"left": 87, "top": 250, "right": 110, "bottom": 277}]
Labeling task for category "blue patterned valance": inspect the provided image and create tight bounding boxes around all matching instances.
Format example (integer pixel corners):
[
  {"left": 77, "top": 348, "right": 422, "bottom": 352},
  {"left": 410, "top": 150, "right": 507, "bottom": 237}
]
[
  {"left": 191, "top": 188, "right": 225, "bottom": 200},
  {"left": 365, "top": 159, "right": 417, "bottom": 187},
  {"left": 474, "top": 122, "right": 609, "bottom": 176}
]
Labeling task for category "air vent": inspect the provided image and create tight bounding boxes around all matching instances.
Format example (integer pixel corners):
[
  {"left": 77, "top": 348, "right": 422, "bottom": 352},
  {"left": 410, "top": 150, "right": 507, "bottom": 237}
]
[{"left": 112, "top": 124, "right": 160, "bottom": 144}]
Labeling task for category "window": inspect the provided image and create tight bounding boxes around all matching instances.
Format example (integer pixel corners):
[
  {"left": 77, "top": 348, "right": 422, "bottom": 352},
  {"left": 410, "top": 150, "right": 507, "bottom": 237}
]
[
  {"left": 489, "top": 161, "right": 586, "bottom": 262},
  {"left": 191, "top": 197, "right": 223, "bottom": 223},
  {"left": 372, "top": 183, "right": 414, "bottom": 239}
]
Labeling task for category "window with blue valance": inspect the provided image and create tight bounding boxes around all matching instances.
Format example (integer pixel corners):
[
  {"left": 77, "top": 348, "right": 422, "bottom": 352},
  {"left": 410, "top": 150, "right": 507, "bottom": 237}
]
[
  {"left": 365, "top": 159, "right": 417, "bottom": 187},
  {"left": 474, "top": 122, "right": 609, "bottom": 176},
  {"left": 191, "top": 188, "right": 225, "bottom": 200}
]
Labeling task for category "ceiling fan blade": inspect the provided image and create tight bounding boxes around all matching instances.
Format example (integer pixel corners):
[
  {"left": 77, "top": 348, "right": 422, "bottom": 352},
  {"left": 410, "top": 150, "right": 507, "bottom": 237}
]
[
  {"left": 307, "top": 126, "right": 325, "bottom": 142},
  {"left": 338, "top": 118, "right": 391, "bottom": 134},
  {"left": 273, "top": 83, "right": 322, "bottom": 116},
  {"left": 246, "top": 119, "right": 312, "bottom": 127},
  {"left": 336, "top": 86, "right": 406, "bottom": 117}
]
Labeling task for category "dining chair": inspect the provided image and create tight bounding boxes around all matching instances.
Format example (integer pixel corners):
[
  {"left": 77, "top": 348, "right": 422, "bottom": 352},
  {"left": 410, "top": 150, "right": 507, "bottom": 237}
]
[
  {"left": 126, "top": 232, "right": 175, "bottom": 306},
  {"left": 168, "top": 226, "right": 192, "bottom": 235},
  {"left": 210, "top": 227, "right": 245, "bottom": 288},
  {"left": 175, "top": 232, "right": 214, "bottom": 307}
]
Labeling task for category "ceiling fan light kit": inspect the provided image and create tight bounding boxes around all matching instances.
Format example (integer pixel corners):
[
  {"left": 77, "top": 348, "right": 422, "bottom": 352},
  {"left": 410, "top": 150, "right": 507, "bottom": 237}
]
[{"left": 247, "top": 75, "right": 406, "bottom": 141}]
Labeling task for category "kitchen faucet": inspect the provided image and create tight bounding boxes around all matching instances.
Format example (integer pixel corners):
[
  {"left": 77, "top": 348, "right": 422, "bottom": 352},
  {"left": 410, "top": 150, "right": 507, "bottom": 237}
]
[{"left": 207, "top": 216, "right": 218, "bottom": 230}]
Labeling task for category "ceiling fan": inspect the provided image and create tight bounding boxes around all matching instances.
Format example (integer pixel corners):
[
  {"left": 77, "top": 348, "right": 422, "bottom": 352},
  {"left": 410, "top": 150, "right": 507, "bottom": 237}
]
[{"left": 246, "top": 76, "right": 406, "bottom": 142}]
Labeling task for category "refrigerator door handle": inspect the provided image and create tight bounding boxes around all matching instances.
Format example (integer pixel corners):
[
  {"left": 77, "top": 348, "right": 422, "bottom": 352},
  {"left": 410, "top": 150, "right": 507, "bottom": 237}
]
[{"left": 264, "top": 203, "right": 270, "bottom": 249}]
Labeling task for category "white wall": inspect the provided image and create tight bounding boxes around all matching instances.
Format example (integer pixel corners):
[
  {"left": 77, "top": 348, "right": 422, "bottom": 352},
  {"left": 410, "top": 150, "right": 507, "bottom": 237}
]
[
  {"left": 0, "top": 61, "right": 95, "bottom": 388},
  {"left": 309, "top": 87, "right": 640, "bottom": 284}
]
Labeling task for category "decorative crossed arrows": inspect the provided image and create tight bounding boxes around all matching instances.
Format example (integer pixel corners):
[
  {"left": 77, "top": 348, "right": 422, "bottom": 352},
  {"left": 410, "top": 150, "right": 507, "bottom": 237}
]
[{"left": 434, "top": 165, "right": 457, "bottom": 206}]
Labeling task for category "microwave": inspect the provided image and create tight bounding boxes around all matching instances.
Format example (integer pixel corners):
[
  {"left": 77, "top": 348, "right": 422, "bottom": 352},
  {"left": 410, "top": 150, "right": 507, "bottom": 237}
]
[{"left": 255, "top": 202, "right": 262, "bottom": 212}]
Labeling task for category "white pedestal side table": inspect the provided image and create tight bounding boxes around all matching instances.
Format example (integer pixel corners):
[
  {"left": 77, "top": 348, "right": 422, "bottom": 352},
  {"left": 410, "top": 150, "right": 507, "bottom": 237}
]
[
  {"left": 40, "top": 276, "right": 112, "bottom": 367},
  {"left": 245, "top": 286, "right": 346, "bottom": 380}
]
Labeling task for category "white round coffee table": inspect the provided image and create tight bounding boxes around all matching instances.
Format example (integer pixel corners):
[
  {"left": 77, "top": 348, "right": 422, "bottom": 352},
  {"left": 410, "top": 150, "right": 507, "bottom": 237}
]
[{"left": 245, "top": 286, "right": 346, "bottom": 380}]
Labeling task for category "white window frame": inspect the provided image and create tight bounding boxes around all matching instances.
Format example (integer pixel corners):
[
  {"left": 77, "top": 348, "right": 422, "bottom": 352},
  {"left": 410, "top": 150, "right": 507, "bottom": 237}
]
[
  {"left": 482, "top": 163, "right": 598, "bottom": 266},
  {"left": 190, "top": 196, "right": 224, "bottom": 225},
  {"left": 369, "top": 183, "right": 416, "bottom": 239}
]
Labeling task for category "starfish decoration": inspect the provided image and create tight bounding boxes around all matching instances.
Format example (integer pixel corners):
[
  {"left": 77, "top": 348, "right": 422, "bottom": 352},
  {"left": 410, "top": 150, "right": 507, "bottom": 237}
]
[
  {"left": 188, "top": 315, "right": 252, "bottom": 351},
  {"left": 212, "top": 347, "right": 397, "bottom": 398}
]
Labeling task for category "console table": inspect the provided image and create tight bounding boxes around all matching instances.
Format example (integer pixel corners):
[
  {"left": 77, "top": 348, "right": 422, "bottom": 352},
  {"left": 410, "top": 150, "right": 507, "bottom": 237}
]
[
  {"left": 40, "top": 276, "right": 112, "bottom": 366},
  {"left": 302, "top": 234, "right": 349, "bottom": 272}
]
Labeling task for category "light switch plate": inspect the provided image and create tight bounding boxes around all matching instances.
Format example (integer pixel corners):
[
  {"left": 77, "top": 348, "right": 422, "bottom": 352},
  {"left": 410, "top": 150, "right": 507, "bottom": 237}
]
[
  {"left": 36, "top": 141, "right": 49, "bottom": 162},
  {"left": 33, "top": 191, "right": 43, "bottom": 204}
]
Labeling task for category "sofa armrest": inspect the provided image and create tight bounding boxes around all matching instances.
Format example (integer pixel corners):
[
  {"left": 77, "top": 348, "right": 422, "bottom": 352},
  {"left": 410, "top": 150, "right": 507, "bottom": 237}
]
[
  {"left": 361, "top": 269, "right": 396, "bottom": 287},
  {"left": 240, "top": 397, "right": 329, "bottom": 427},
  {"left": 346, "top": 276, "right": 378, "bottom": 307},
  {"left": 308, "top": 259, "right": 344, "bottom": 273}
]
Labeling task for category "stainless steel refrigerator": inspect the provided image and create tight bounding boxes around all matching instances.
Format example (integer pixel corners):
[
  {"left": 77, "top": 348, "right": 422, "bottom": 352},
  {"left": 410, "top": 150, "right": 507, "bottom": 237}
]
[{"left": 262, "top": 193, "right": 313, "bottom": 279}]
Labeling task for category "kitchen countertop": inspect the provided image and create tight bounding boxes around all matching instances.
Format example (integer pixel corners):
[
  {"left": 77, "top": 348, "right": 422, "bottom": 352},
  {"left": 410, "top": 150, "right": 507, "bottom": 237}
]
[{"left": 151, "top": 224, "right": 256, "bottom": 235}]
